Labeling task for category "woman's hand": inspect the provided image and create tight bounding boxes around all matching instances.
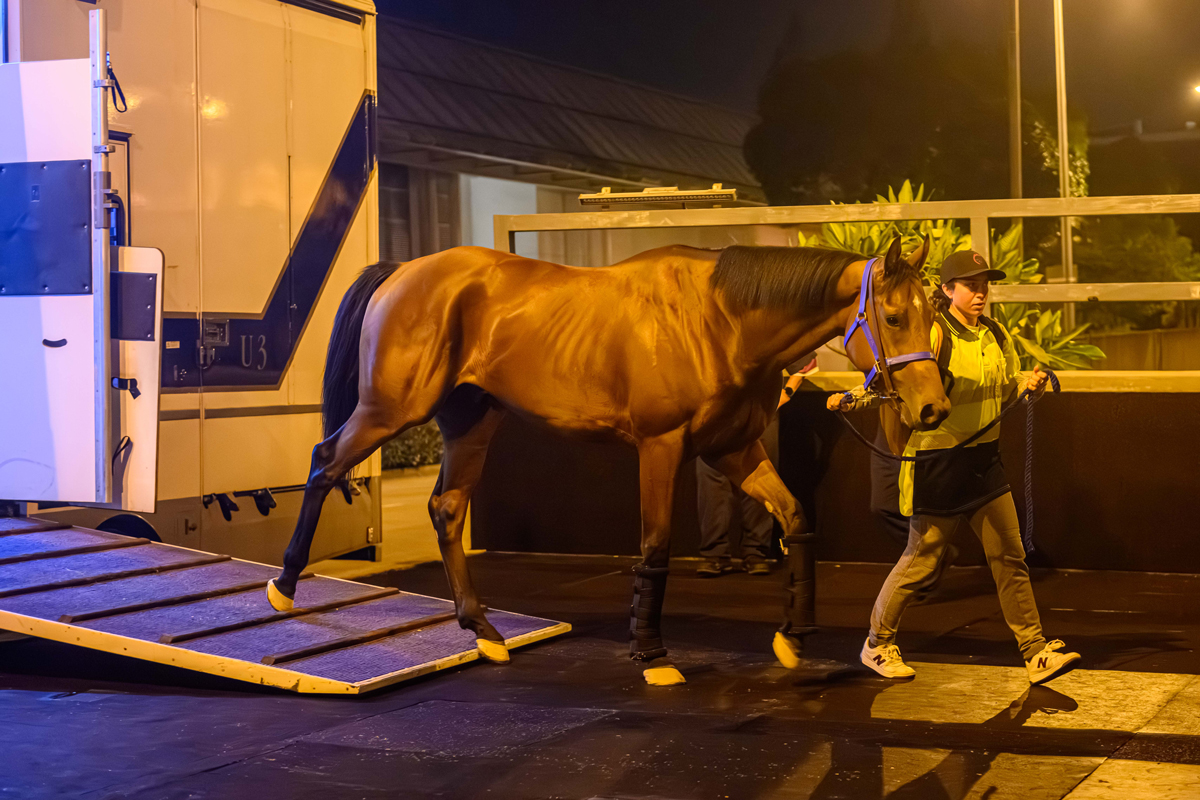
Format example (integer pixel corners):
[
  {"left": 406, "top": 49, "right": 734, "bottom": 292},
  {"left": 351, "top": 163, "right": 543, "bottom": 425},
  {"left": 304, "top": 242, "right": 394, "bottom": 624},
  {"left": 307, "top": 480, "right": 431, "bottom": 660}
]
[
  {"left": 826, "top": 393, "right": 850, "bottom": 412},
  {"left": 1027, "top": 367, "right": 1049, "bottom": 395}
]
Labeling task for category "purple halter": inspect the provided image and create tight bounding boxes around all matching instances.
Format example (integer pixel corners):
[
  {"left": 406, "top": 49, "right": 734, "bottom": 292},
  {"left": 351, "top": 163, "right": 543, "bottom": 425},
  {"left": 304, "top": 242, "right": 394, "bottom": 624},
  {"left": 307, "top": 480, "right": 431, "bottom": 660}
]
[{"left": 842, "top": 258, "right": 936, "bottom": 393}]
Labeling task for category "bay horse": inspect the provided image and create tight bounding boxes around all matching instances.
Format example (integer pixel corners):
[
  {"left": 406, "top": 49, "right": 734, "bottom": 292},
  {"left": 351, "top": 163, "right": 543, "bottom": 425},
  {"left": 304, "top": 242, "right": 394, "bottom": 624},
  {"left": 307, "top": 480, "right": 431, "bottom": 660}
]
[{"left": 266, "top": 235, "right": 949, "bottom": 685}]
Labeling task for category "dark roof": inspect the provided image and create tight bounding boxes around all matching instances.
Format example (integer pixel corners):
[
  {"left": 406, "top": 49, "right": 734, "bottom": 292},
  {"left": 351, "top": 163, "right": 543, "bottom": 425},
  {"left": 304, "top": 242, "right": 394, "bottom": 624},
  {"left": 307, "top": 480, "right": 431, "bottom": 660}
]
[{"left": 376, "top": 20, "right": 764, "bottom": 200}]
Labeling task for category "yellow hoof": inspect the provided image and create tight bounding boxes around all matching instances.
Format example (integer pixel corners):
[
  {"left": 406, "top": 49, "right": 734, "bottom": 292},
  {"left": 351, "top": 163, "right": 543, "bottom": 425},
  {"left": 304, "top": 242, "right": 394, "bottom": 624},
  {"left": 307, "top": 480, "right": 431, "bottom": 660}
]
[
  {"left": 643, "top": 665, "right": 686, "bottom": 686},
  {"left": 477, "top": 638, "right": 510, "bottom": 663},
  {"left": 266, "top": 579, "right": 294, "bottom": 612},
  {"left": 773, "top": 631, "right": 802, "bottom": 669}
]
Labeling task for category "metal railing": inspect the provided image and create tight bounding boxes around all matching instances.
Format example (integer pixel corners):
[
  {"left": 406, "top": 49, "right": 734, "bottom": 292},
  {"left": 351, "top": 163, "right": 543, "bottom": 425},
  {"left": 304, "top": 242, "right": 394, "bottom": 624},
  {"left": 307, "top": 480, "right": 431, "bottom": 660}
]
[{"left": 494, "top": 194, "right": 1200, "bottom": 392}]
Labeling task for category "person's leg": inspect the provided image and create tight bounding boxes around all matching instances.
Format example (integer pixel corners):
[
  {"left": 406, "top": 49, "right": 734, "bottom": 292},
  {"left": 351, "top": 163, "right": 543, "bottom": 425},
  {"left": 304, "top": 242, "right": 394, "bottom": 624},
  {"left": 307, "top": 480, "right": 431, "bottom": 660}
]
[
  {"left": 696, "top": 457, "right": 735, "bottom": 572},
  {"left": 737, "top": 487, "right": 773, "bottom": 565},
  {"left": 968, "top": 494, "right": 1047, "bottom": 661},
  {"left": 869, "top": 513, "right": 957, "bottom": 648},
  {"left": 869, "top": 430, "right": 910, "bottom": 547}
]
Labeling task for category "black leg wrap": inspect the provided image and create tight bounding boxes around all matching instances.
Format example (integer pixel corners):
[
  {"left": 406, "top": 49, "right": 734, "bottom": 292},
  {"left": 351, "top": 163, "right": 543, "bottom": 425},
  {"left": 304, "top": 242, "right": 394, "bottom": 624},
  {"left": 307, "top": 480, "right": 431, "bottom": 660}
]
[
  {"left": 629, "top": 565, "right": 670, "bottom": 661},
  {"left": 779, "top": 532, "right": 818, "bottom": 639}
]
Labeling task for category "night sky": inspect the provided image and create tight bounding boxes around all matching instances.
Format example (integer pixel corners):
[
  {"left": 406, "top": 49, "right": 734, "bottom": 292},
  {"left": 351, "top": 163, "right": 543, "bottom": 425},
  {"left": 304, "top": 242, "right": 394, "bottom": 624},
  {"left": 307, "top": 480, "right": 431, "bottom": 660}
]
[{"left": 375, "top": 0, "right": 1200, "bottom": 134}]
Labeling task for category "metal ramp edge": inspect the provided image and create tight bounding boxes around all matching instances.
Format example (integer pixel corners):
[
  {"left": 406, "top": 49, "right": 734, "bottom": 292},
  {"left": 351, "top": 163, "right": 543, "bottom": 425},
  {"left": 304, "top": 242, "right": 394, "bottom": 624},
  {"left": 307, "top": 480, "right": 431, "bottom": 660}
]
[{"left": 0, "top": 518, "right": 570, "bottom": 694}]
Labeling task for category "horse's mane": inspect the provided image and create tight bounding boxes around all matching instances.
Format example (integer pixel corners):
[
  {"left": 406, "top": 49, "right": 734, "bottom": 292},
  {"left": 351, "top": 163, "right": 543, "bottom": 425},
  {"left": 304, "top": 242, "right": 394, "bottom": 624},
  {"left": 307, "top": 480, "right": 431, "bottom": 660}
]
[{"left": 711, "top": 246, "right": 907, "bottom": 311}]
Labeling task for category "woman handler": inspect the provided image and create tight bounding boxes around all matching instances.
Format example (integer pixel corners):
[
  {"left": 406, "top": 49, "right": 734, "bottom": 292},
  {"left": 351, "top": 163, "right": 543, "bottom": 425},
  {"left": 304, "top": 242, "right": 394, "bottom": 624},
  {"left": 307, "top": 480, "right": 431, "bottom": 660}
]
[{"left": 831, "top": 249, "right": 1080, "bottom": 685}]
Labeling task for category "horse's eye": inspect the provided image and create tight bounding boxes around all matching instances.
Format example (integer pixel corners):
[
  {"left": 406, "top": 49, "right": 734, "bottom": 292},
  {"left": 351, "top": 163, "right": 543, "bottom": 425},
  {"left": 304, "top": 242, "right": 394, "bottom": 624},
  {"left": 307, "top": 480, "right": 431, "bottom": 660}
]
[{"left": 885, "top": 315, "right": 901, "bottom": 327}]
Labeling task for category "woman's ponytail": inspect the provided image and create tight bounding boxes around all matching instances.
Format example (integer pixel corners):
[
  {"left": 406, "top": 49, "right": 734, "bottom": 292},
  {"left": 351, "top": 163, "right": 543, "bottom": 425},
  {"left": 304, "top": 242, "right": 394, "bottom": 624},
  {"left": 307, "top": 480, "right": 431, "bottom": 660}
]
[{"left": 931, "top": 281, "right": 953, "bottom": 314}]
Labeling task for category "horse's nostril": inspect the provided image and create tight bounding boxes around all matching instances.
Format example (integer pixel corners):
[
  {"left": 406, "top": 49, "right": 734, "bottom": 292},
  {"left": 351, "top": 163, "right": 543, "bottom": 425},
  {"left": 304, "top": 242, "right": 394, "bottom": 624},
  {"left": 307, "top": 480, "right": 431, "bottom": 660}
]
[{"left": 920, "top": 403, "right": 937, "bottom": 424}]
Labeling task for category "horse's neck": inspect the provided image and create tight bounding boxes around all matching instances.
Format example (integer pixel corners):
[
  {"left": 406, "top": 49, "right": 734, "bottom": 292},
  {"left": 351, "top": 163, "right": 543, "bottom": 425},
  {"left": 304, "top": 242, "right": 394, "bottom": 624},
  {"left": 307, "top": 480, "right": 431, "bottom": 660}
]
[
  {"left": 726, "top": 307, "right": 842, "bottom": 377},
  {"left": 734, "top": 265, "right": 867, "bottom": 372}
]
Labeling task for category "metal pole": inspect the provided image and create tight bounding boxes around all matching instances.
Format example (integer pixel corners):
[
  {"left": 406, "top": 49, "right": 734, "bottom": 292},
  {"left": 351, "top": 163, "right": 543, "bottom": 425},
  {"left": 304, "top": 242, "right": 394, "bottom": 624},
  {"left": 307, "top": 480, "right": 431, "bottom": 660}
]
[
  {"left": 1053, "top": 0, "right": 1075, "bottom": 328},
  {"left": 1008, "top": 0, "right": 1022, "bottom": 199},
  {"left": 91, "top": 9, "right": 113, "bottom": 503}
]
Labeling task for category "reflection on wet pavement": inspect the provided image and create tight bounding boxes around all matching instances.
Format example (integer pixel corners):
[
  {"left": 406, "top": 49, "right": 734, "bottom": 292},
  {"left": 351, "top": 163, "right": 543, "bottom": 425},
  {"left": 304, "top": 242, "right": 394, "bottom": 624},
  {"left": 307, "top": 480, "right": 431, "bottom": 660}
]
[{"left": 0, "top": 553, "right": 1197, "bottom": 798}]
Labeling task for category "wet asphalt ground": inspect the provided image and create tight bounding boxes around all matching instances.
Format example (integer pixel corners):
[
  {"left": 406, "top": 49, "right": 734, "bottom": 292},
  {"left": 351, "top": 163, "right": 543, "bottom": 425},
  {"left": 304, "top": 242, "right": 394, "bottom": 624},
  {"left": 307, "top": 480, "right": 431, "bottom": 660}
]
[{"left": 1, "top": 553, "right": 1199, "bottom": 799}]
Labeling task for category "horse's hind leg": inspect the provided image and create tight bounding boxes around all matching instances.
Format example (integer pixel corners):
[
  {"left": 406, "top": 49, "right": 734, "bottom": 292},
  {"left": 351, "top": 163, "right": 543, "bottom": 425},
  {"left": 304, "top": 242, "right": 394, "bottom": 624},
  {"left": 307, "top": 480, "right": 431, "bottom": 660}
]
[
  {"left": 268, "top": 400, "right": 415, "bottom": 610},
  {"left": 631, "top": 430, "right": 687, "bottom": 686},
  {"left": 708, "top": 440, "right": 813, "bottom": 669},
  {"left": 428, "top": 389, "right": 507, "bottom": 661}
]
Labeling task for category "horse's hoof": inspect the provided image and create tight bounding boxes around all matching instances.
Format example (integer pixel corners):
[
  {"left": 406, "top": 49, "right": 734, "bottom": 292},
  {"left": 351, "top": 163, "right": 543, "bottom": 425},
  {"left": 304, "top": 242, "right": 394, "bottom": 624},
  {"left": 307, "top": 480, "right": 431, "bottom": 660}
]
[
  {"left": 643, "top": 665, "right": 686, "bottom": 686},
  {"left": 773, "top": 631, "right": 802, "bottom": 669},
  {"left": 266, "top": 579, "right": 294, "bottom": 612},
  {"left": 477, "top": 638, "right": 510, "bottom": 663}
]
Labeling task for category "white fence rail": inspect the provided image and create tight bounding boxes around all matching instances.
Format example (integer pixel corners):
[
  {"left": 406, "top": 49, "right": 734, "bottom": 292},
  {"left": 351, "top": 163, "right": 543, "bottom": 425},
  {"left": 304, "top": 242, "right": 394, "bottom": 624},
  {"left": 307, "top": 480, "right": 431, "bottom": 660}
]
[
  {"left": 495, "top": 194, "right": 1200, "bottom": 391},
  {"left": 496, "top": 196, "right": 1200, "bottom": 391}
]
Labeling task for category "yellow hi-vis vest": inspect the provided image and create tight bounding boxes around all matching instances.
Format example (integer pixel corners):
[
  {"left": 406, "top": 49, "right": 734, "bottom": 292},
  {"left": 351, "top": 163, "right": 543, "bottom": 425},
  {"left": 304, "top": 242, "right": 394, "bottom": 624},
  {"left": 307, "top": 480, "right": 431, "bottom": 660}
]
[{"left": 898, "top": 312, "right": 1022, "bottom": 517}]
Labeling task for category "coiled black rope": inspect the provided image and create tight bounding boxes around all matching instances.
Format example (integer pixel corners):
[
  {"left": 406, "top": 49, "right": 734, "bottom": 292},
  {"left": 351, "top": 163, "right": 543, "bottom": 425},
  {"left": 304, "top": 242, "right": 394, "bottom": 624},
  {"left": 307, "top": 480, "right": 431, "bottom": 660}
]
[{"left": 1020, "top": 373, "right": 1063, "bottom": 554}]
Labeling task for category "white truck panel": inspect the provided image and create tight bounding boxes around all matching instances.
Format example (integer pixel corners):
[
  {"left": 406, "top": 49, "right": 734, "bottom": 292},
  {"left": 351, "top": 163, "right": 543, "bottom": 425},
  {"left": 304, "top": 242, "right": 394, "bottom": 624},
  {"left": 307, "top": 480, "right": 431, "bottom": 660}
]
[
  {"left": 8, "top": 0, "right": 381, "bottom": 562},
  {"left": 0, "top": 59, "right": 90, "bottom": 162},
  {"left": 0, "top": 295, "right": 97, "bottom": 501},
  {"left": 105, "top": 246, "right": 165, "bottom": 513},
  {"left": 0, "top": 57, "right": 100, "bottom": 504}
]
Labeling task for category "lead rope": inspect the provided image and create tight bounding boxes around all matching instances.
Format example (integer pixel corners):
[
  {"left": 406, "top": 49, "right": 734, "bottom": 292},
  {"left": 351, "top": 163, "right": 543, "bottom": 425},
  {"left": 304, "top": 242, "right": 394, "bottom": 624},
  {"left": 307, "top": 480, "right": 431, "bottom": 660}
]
[
  {"left": 1023, "top": 390, "right": 1037, "bottom": 555},
  {"left": 836, "top": 369, "right": 1060, "bottom": 553}
]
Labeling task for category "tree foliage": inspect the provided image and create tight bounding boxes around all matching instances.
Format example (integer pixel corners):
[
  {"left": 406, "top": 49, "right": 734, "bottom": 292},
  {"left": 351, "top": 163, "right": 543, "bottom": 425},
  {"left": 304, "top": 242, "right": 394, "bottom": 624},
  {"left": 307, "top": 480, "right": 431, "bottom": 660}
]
[
  {"left": 745, "top": 9, "right": 1087, "bottom": 205},
  {"left": 1073, "top": 215, "right": 1200, "bottom": 331}
]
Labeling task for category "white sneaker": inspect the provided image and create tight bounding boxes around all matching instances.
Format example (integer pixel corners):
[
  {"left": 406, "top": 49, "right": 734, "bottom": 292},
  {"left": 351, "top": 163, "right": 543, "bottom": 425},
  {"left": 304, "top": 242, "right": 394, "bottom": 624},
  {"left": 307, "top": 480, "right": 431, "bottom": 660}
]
[
  {"left": 861, "top": 637, "right": 916, "bottom": 678},
  {"left": 1026, "top": 640, "right": 1081, "bottom": 684}
]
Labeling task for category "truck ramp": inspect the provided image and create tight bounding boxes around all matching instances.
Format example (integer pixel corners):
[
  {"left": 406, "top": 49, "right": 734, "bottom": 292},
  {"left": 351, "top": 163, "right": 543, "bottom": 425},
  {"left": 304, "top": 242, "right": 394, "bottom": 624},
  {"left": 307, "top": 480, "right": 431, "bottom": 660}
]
[{"left": 0, "top": 517, "right": 569, "bottom": 694}]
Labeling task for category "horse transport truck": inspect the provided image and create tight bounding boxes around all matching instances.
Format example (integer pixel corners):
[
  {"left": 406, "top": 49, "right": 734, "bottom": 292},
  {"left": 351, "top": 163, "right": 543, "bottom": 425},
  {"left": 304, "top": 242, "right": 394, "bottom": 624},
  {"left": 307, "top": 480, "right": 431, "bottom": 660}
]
[{"left": 0, "top": 0, "right": 383, "bottom": 565}]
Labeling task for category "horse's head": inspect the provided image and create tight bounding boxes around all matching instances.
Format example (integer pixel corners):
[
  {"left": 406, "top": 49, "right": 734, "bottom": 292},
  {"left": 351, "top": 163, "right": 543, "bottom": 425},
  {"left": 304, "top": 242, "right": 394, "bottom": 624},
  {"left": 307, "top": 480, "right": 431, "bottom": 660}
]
[{"left": 843, "top": 236, "right": 950, "bottom": 431}]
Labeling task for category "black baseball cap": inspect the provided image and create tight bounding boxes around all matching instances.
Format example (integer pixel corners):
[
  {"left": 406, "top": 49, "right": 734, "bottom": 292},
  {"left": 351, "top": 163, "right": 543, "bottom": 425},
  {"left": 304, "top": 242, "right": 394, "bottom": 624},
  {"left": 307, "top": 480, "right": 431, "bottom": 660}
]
[{"left": 939, "top": 249, "right": 1006, "bottom": 285}]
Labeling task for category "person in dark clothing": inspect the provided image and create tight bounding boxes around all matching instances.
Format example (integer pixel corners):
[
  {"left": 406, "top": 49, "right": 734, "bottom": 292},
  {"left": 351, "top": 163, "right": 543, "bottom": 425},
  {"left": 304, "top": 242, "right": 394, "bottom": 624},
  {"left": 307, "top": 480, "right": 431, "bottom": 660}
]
[
  {"left": 869, "top": 425, "right": 910, "bottom": 545},
  {"left": 696, "top": 357, "right": 816, "bottom": 577},
  {"left": 694, "top": 457, "right": 774, "bottom": 576}
]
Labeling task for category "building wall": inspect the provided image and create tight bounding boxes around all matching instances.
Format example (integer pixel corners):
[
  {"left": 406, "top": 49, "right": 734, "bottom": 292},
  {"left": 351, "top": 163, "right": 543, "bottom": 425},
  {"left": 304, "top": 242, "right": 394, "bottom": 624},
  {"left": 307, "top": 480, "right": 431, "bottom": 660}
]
[
  {"left": 460, "top": 175, "right": 538, "bottom": 258},
  {"left": 1088, "top": 328, "right": 1200, "bottom": 370},
  {"left": 474, "top": 389, "right": 1200, "bottom": 573}
]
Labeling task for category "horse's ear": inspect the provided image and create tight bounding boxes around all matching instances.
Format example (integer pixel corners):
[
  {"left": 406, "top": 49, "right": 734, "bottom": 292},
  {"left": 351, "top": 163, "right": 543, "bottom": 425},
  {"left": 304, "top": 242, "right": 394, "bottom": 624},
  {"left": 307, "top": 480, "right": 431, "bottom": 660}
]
[
  {"left": 882, "top": 236, "right": 905, "bottom": 278},
  {"left": 905, "top": 234, "right": 931, "bottom": 273}
]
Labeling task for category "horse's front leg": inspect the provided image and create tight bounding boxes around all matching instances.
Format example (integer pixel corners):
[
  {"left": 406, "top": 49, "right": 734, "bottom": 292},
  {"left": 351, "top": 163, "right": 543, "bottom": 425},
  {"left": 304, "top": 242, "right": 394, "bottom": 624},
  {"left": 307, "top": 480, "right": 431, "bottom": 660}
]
[
  {"left": 631, "top": 430, "right": 687, "bottom": 686},
  {"left": 709, "top": 440, "right": 813, "bottom": 669}
]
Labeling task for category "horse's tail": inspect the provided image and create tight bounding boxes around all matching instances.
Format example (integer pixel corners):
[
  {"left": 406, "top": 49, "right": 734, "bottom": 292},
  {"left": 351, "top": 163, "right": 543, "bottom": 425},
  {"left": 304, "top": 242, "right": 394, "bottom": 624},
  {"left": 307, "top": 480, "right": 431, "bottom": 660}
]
[{"left": 322, "top": 261, "right": 401, "bottom": 440}]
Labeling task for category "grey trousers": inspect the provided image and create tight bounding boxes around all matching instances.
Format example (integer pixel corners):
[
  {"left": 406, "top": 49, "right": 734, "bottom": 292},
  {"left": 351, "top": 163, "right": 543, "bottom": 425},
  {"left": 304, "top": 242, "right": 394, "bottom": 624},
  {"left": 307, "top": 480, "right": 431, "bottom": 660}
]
[
  {"left": 696, "top": 457, "right": 772, "bottom": 560},
  {"left": 869, "top": 492, "right": 1047, "bottom": 661}
]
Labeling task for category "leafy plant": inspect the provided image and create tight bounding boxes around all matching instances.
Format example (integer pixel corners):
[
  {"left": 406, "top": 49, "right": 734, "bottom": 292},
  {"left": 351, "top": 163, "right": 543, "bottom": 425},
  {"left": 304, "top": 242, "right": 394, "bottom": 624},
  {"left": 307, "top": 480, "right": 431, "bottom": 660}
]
[
  {"left": 991, "top": 304, "right": 1104, "bottom": 371},
  {"left": 382, "top": 420, "right": 443, "bottom": 470},
  {"left": 798, "top": 180, "right": 1104, "bottom": 369},
  {"left": 1028, "top": 116, "right": 1090, "bottom": 199},
  {"left": 798, "top": 181, "right": 969, "bottom": 285}
]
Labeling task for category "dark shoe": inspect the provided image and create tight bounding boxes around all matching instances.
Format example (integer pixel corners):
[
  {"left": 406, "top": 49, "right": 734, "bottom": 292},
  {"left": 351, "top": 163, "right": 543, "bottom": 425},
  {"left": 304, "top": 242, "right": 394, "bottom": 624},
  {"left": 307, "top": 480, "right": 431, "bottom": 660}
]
[
  {"left": 743, "top": 556, "right": 771, "bottom": 576},
  {"left": 696, "top": 558, "right": 733, "bottom": 577}
]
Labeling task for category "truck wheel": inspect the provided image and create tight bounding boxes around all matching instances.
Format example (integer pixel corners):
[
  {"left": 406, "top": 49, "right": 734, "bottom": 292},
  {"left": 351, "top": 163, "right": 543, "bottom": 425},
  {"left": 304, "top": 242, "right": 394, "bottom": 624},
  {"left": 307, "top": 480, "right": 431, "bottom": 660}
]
[{"left": 97, "top": 513, "right": 162, "bottom": 543}]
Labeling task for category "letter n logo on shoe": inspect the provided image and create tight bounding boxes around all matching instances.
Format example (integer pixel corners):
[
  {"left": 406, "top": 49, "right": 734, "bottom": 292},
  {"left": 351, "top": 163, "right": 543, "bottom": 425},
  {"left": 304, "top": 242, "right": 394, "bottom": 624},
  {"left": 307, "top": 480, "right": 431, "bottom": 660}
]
[
  {"left": 873, "top": 655, "right": 886, "bottom": 665},
  {"left": 1037, "top": 657, "right": 1048, "bottom": 669}
]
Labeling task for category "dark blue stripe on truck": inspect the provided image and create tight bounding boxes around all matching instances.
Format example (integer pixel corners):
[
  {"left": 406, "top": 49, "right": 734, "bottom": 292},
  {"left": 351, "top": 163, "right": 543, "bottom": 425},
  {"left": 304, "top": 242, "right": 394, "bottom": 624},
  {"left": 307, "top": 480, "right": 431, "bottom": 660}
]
[{"left": 162, "top": 93, "right": 377, "bottom": 390}]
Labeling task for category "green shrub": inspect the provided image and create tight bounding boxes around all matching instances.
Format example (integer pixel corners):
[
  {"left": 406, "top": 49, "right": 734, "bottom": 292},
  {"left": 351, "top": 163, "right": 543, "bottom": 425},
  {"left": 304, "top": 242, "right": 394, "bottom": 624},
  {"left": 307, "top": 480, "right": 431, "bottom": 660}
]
[{"left": 381, "top": 420, "right": 443, "bottom": 470}]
